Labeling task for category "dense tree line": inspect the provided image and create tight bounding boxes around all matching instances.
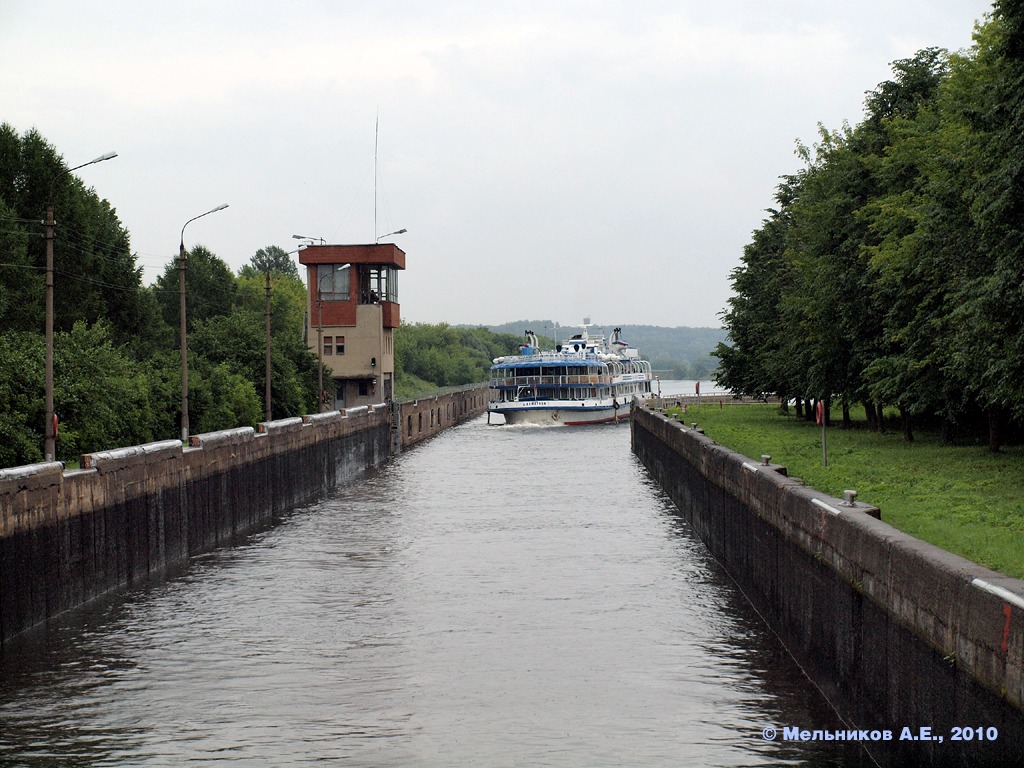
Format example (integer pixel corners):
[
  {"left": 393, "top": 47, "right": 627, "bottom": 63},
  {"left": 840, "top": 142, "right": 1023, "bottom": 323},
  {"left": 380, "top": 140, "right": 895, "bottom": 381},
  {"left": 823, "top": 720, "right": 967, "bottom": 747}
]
[
  {"left": 716, "top": 2, "right": 1024, "bottom": 451},
  {"left": 0, "top": 125, "right": 319, "bottom": 466},
  {"left": 393, "top": 323, "right": 522, "bottom": 399}
]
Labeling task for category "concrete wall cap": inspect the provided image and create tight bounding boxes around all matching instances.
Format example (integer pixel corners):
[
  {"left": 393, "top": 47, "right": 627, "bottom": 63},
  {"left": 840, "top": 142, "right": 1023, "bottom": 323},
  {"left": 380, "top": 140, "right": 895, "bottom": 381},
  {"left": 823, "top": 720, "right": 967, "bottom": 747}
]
[
  {"left": 972, "top": 577, "right": 1024, "bottom": 611},
  {"left": 142, "top": 439, "right": 185, "bottom": 455},
  {"left": 188, "top": 428, "right": 255, "bottom": 449},
  {"left": 257, "top": 417, "right": 304, "bottom": 434},
  {"left": 303, "top": 411, "right": 343, "bottom": 425},
  {"left": 81, "top": 440, "right": 182, "bottom": 470},
  {"left": 0, "top": 461, "right": 64, "bottom": 484}
]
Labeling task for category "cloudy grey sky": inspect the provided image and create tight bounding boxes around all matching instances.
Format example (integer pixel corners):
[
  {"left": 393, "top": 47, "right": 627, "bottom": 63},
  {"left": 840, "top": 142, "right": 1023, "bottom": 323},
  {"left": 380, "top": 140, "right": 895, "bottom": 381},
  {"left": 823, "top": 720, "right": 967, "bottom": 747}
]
[{"left": 2, "top": 0, "right": 993, "bottom": 328}]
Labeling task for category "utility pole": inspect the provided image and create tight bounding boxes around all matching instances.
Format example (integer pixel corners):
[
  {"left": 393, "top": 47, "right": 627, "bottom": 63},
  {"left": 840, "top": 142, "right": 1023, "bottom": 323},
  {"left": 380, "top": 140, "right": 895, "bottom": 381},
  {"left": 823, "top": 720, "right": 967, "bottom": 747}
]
[
  {"left": 44, "top": 151, "right": 117, "bottom": 462},
  {"left": 44, "top": 201, "right": 55, "bottom": 461},
  {"left": 178, "top": 238, "right": 189, "bottom": 442},
  {"left": 265, "top": 268, "right": 272, "bottom": 422},
  {"left": 179, "top": 204, "right": 229, "bottom": 443}
]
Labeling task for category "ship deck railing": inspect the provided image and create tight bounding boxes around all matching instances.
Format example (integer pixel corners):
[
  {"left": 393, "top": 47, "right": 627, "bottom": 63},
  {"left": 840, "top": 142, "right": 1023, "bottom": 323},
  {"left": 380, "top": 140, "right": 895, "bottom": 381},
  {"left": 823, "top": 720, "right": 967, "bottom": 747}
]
[{"left": 489, "top": 374, "right": 614, "bottom": 387}]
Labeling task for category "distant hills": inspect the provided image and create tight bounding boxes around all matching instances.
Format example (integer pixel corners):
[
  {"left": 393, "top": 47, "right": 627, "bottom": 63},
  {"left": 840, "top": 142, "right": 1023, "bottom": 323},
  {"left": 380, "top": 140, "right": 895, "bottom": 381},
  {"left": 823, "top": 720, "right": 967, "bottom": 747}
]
[{"left": 479, "top": 320, "right": 726, "bottom": 380}]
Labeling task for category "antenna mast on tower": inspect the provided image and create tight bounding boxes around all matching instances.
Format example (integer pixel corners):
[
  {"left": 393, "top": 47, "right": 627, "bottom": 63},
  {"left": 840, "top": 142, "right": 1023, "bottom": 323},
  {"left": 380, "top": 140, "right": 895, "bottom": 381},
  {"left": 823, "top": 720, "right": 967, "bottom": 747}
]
[{"left": 374, "top": 110, "right": 379, "bottom": 241}]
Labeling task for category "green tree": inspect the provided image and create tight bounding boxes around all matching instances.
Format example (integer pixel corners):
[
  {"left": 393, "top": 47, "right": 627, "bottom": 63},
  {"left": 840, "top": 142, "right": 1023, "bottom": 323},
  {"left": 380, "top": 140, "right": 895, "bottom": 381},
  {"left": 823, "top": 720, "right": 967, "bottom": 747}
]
[
  {"left": 394, "top": 323, "right": 522, "bottom": 397},
  {"left": 0, "top": 197, "right": 37, "bottom": 328},
  {"left": 189, "top": 308, "right": 317, "bottom": 420},
  {"left": 233, "top": 266, "right": 320, "bottom": 416},
  {"left": 188, "top": 361, "right": 264, "bottom": 434},
  {"left": 0, "top": 125, "right": 143, "bottom": 342},
  {"left": 239, "top": 244, "right": 299, "bottom": 280},
  {"left": 719, "top": 46, "right": 980, "bottom": 439},
  {"left": 140, "top": 350, "right": 185, "bottom": 443},
  {"left": 860, "top": 48, "right": 980, "bottom": 442},
  {"left": 947, "top": 4, "right": 1024, "bottom": 450},
  {"left": 716, "top": 181, "right": 799, "bottom": 402},
  {"left": 153, "top": 244, "right": 236, "bottom": 333},
  {"left": 0, "top": 331, "right": 45, "bottom": 466},
  {"left": 53, "top": 320, "right": 153, "bottom": 459}
]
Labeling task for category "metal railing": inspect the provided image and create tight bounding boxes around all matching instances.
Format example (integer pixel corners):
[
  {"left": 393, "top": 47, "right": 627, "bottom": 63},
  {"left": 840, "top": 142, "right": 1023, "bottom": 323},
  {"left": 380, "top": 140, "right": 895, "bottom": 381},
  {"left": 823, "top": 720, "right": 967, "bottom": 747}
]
[{"left": 489, "top": 374, "right": 611, "bottom": 388}]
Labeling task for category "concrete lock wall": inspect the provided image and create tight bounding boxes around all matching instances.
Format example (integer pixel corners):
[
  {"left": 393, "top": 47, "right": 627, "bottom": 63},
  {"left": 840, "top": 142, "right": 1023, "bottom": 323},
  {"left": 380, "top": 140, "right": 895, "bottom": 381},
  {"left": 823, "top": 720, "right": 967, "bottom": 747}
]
[
  {"left": 0, "top": 405, "right": 393, "bottom": 647},
  {"left": 399, "top": 385, "right": 488, "bottom": 449},
  {"left": 631, "top": 405, "right": 1024, "bottom": 766},
  {"left": 0, "top": 385, "right": 490, "bottom": 648}
]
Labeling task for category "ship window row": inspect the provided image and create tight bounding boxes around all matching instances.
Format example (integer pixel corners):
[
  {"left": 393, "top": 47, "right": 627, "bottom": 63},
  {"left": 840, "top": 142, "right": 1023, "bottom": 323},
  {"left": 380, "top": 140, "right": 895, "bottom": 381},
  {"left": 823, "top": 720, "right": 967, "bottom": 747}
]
[
  {"left": 493, "top": 387, "right": 601, "bottom": 402},
  {"left": 490, "top": 373, "right": 608, "bottom": 386},
  {"left": 614, "top": 381, "right": 652, "bottom": 397},
  {"left": 499, "top": 365, "right": 604, "bottom": 378}
]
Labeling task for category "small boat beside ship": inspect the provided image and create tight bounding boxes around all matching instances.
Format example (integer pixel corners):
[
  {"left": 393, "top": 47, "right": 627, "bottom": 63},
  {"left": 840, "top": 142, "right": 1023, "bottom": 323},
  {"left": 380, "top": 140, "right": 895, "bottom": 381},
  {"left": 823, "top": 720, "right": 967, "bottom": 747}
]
[{"left": 488, "top": 323, "right": 655, "bottom": 426}]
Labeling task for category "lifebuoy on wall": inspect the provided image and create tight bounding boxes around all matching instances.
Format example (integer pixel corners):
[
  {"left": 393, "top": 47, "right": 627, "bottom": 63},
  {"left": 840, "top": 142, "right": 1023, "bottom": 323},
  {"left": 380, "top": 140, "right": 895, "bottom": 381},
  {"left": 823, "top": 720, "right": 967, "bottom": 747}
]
[{"left": 815, "top": 401, "right": 824, "bottom": 426}]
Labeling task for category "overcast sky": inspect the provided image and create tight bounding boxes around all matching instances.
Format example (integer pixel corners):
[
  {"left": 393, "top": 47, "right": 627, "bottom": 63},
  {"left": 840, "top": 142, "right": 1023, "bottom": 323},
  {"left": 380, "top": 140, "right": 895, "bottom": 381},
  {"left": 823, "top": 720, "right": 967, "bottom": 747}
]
[{"left": 2, "top": 1, "right": 993, "bottom": 328}]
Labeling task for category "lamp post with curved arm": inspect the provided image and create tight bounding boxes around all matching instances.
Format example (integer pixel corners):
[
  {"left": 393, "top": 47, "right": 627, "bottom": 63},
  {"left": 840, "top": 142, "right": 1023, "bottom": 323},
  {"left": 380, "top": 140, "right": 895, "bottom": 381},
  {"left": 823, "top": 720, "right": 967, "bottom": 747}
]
[
  {"left": 179, "top": 204, "right": 229, "bottom": 442},
  {"left": 375, "top": 228, "right": 406, "bottom": 242},
  {"left": 44, "top": 151, "right": 118, "bottom": 461}
]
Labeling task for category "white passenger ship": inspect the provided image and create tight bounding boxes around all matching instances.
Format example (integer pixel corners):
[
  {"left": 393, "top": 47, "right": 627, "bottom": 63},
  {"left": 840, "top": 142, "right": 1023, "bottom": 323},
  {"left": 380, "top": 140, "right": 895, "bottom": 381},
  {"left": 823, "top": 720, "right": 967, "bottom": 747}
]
[{"left": 488, "top": 323, "right": 655, "bottom": 426}]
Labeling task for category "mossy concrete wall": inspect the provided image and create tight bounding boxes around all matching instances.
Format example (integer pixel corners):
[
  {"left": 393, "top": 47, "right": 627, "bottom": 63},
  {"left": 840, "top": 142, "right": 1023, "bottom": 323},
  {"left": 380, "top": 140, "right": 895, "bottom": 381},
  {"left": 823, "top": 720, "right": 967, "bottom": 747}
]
[{"left": 631, "top": 405, "right": 1024, "bottom": 766}]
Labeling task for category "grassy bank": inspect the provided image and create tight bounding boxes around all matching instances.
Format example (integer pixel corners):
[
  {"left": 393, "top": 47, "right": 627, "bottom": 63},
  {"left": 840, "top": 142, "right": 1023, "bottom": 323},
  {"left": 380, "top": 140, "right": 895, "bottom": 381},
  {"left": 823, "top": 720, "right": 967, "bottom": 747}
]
[{"left": 665, "top": 402, "right": 1024, "bottom": 580}]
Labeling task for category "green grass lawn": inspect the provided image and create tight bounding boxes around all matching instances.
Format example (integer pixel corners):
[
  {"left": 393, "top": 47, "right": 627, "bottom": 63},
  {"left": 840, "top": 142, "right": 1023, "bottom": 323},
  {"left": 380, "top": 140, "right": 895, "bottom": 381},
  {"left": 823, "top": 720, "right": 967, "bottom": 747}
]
[{"left": 665, "top": 402, "right": 1024, "bottom": 580}]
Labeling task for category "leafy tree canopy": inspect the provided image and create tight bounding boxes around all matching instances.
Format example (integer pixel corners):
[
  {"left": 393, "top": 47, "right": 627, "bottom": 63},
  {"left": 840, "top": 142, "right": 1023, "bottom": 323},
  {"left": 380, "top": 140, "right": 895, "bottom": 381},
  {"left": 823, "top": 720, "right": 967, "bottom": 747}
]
[
  {"left": 716, "top": 16, "right": 1024, "bottom": 450},
  {"left": 240, "top": 244, "right": 299, "bottom": 280}
]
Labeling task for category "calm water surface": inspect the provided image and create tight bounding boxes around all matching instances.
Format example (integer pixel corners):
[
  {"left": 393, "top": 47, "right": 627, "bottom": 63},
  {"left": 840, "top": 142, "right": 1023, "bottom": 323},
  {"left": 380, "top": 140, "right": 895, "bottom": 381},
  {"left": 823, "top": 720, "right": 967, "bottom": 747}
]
[{"left": 0, "top": 416, "right": 864, "bottom": 766}]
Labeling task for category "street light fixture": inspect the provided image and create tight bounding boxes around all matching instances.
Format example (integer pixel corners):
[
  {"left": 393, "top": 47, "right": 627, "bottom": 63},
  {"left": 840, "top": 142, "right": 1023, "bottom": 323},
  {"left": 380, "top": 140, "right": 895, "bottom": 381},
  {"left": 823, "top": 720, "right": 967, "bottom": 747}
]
[
  {"left": 179, "top": 203, "right": 229, "bottom": 443},
  {"left": 292, "top": 234, "right": 325, "bottom": 245},
  {"left": 44, "top": 151, "right": 118, "bottom": 461},
  {"left": 375, "top": 228, "right": 407, "bottom": 242}
]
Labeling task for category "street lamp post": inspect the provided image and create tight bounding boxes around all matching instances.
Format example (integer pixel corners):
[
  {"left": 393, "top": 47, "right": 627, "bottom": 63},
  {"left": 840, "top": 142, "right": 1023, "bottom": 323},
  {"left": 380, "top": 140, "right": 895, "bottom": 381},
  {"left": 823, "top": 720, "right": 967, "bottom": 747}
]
[
  {"left": 44, "top": 151, "right": 117, "bottom": 461},
  {"left": 375, "top": 228, "right": 407, "bottom": 242},
  {"left": 179, "top": 204, "right": 229, "bottom": 443}
]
